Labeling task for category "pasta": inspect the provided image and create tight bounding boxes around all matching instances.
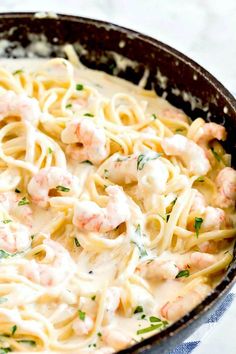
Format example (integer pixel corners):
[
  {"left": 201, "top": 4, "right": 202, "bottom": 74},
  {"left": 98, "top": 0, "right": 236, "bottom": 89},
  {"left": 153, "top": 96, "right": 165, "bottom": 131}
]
[{"left": 0, "top": 45, "right": 235, "bottom": 353}]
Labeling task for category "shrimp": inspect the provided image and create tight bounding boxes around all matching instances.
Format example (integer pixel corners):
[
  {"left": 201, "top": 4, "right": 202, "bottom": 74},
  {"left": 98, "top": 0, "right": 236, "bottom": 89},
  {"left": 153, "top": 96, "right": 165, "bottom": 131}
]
[
  {"left": 161, "top": 134, "right": 210, "bottom": 175},
  {"left": 215, "top": 167, "right": 236, "bottom": 208},
  {"left": 0, "top": 191, "right": 33, "bottom": 226},
  {"left": 72, "top": 315, "right": 94, "bottom": 336},
  {"left": 27, "top": 167, "right": 80, "bottom": 208},
  {"left": 61, "top": 118, "right": 108, "bottom": 165},
  {"left": 137, "top": 259, "right": 179, "bottom": 280},
  {"left": 106, "top": 151, "right": 169, "bottom": 195},
  {"left": 197, "top": 122, "right": 226, "bottom": 149},
  {"left": 0, "top": 221, "right": 31, "bottom": 253},
  {"left": 190, "top": 190, "right": 226, "bottom": 231},
  {"left": 160, "top": 283, "right": 211, "bottom": 322},
  {"left": 73, "top": 185, "right": 130, "bottom": 232},
  {"left": 23, "top": 239, "right": 76, "bottom": 286},
  {"left": 0, "top": 91, "right": 41, "bottom": 126},
  {"left": 102, "top": 326, "right": 132, "bottom": 351},
  {"left": 201, "top": 206, "right": 225, "bottom": 231},
  {"left": 188, "top": 252, "right": 216, "bottom": 269}
]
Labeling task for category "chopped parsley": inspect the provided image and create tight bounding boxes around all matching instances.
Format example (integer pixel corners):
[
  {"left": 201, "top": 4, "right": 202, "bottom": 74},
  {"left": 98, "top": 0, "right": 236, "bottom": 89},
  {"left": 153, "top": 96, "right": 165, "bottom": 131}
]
[
  {"left": 91, "top": 295, "right": 96, "bottom": 301},
  {"left": 131, "top": 225, "right": 148, "bottom": 259},
  {"left": 78, "top": 310, "right": 86, "bottom": 321},
  {"left": 141, "top": 314, "right": 146, "bottom": 319},
  {"left": 74, "top": 238, "right": 80, "bottom": 247},
  {"left": 0, "top": 250, "right": 12, "bottom": 259},
  {"left": 84, "top": 113, "right": 94, "bottom": 117},
  {"left": 211, "top": 147, "right": 221, "bottom": 162},
  {"left": 76, "top": 83, "right": 84, "bottom": 91},
  {"left": 137, "top": 152, "right": 161, "bottom": 171},
  {"left": 56, "top": 185, "right": 70, "bottom": 192},
  {"left": 149, "top": 316, "right": 162, "bottom": 323},
  {"left": 48, "top": 147, "right": 53, "bottom": 154},
  {"left": 195, "top": 176, "right": 205, "bottom": 183},
  {"left": 176, "top": 269, "right": 190, "bottom": 278},
  {"left": 13, "top": 69, "right": 23, "bottom": 75},
  {"left": 2, "top": 220, "right": 12, "bottom": 224},
  {"left": 66, "top": 103, "right": 72, "bottom": 109},
  {"left": 17, "top": 340, "right": 36, "bottom": 347},
  {"left": 11, "top": 325, "right": 17, "bottom": 336},
  {"left": 97, "top": 332, "right": 102, "bottom": 337},
  {"left": 175, "top": 128, "right": 185, "bottom": 133},
  {"left": 82, "top": 160, "right": 93, "bottom": 165},
  {"left": 194, "top": 217, "right": 203, "bottom": 238},
  {"left": 0, "top": 348, "right": 12, "bottom": 353},
  {"left": 137, "top": 323, "right": 163, "bottom": 335},
  {"left": 134, "top": 305, "right": 143, "bottom": 314},
  {"left": 15, "top": 188, "right": 21, "bottom": 193},
  {"left": 152, "top": 113, "right": 157, "bottom": 120},
  {"left": 18, "top": 197, "right": 29, "bottom": 206},
  {"left": 0, "top": 297, "right": 7, "bottom": 304}
]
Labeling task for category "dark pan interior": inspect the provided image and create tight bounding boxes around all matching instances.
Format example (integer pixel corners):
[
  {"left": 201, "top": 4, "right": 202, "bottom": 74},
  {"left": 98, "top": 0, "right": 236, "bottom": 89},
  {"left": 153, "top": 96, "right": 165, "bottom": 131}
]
[{"left": 0, "top": 12, "right": 235, "bottom": 354}]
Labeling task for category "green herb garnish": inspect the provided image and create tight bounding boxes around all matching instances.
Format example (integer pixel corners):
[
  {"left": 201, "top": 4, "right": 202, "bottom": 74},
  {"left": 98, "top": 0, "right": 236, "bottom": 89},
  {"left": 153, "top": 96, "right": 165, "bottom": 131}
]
[
  {"left": 84, "top": 113, "right": 94, "bottom": 117},
  {"left": 134, "top": 306, "right": 143, "bottom": 314},
  {"left": 175, "top": 128, "right": 185, "bottom": 133},
  {"left": 78, "top": 310, "right": 86, "bottom": 321},
  {"left": 0, "top": 250, "right": 12, "bottom": 259},
  {"left": 74, "top": 238, "right": 80, "bottom": 247},
  {"left": 137, "top": 152, "right": 161, "bottom": 171},
  {"left": 195, "top": 176, "right": 205, "bottom": 183},
  {"left": 48, "top": 147, "right": 53, "bottom": 154},
  {"left": 91, "top": 295, "right": 96, "bottom": 301},
  {"left": 211, "top": 147, "right": 221, "bottom": 162},
  {"left": 2, "top": 220, "right": 12, "bottom": 224},
  {"left": 194, "top": 217, "right": 203, "bottom": 238},
  {"left": 149, "top": 316, "right": 162, "bottom": 323},
  {"left": 152, "top": 114, "right": 157, "bottom": 120},
  {"left": 0, "top": 348, "right": 12, "bottom": 353},
  {"left": 18, "top": 197, "right": 29, "bottom": 206},
  {"left": 13, "top": 69, "right": 23, "bottom": 75},
  {"left": 132, "top": 225, "right": 148, "bottom": 259},
  {"left": 176, "top": 269, "right": 190, "bottom": 278},
  {"left": 56, "top": 185, "right": 70, "bottom": 192},
  {"left": 97, "top": 332, "right": 102, "bottom": 337},
  {"left": 17, "top": 340, "right": 36, "bottom": 347},
  {"left": 82, "top": 160, "right": 93, "bottom": 165},
  {"left": 76, "top": 83, "right": 84, "bottom": 91},
  {"left": 137, "top": 323, "right": 163, "bottom": 335},
  {"left": 11, "top": 325, "right": 17, "bottom": 336},
  {"left": 66, "top": 103, "right": 72, "bottom": 109}
]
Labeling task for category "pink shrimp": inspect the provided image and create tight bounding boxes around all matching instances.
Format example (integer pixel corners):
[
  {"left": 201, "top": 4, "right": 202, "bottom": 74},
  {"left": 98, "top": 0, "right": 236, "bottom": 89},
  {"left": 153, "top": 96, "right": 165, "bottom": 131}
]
[
  {"left": 73, "top": 185, "right": 130, "bottom": 232},
  {"left": 72, "top": 315, "right": 94, "bottom": 336},
  {"left": 0, "top": 91, "right": 41, "bottom": 126},
  {"left": 197, "top": 122, "right": 226, "bottom": 149},
  {"left": 137, "top": 259, "right": 179, "bottom": 280},
  {"left": 160, "top": 283, "right": 211, "bottom": 322},
  {"left": 23, "top": 239, "right": 76, "bottom": 286},
  {"left": 0, "top": 191, "right": 33, "bottom": 226},
  {"left": 190, "top": 189, "right": 206, "bottom": 214},
  {"left": 215, "top": 167, "right": 236, "bottom": 208},
  {"left": 161, "top": 134, "right": 210, "bottom": 175},
  {"left": 0, "top": 221, "right": 31, "bottom": 253},
  {"left": 102, "top": 326, "right": 132, "bottom": 351},
  {"left": 61, "top": 118, "right": 108, "bottom": 165},
  {"left": 27, "top": 167, "right": 80, "bottom": 208}
]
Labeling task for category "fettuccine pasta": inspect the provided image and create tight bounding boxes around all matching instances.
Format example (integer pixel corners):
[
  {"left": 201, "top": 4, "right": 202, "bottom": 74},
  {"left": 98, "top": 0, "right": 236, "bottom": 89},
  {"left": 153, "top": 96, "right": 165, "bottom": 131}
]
[{"left": 0, "top": 45, "right": 235, "bottom": 353}]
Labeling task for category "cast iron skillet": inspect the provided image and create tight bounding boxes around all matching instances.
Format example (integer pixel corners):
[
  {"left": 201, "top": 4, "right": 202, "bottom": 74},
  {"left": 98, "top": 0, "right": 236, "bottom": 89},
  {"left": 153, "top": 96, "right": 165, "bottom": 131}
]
[{"left": 0, "top": 12, "right": 235, "bottom": 354}]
